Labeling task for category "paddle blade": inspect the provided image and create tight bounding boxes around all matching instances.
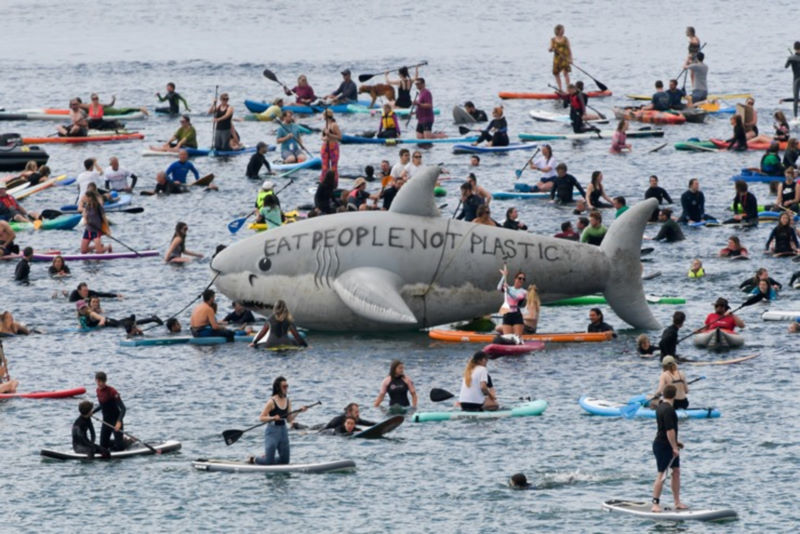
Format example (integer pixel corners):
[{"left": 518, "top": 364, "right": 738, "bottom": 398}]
[
  {"left": 595, "top": 81, "right": 609, "bottom": 92},
  {"left": 514, "top": 169, "right": 523, "bottom": 178},
  {"left": 358, "top": 73, "right": 374, "bottom": 83},
  {"left": 430, "top": 388, "right": 455, "bottom": 402},
  {"left": 262, "top": 69, "right": 278, "bottom": 82},
  {"left": 122, "top": 207, "right": 144, "bottom": 214},
  {"left": 227, "top": 217, "right": 248, "bottom": 234},
  {"left": 620, "top": 401, "right": 642, "bottom": 419},
  {"left": 40, "top": 209, "right": 62, "bottom": 220},
  {"left": 222, "top": 429, "right": 243, "bottom": 446},
  {"left": 458, "top": 126, "right": 471, "bottom": 135},
  {"left": 742, "top": 293, "right": 764, "bottom": 307}
]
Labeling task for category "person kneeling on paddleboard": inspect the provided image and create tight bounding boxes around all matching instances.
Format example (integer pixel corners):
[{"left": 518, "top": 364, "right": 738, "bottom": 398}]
[
  {"left": 703, "top": 298, "right": 744, "bottom": 332},
  {"left": 72, "top": 400, "right": 109, "bottom": 459},
  {"left": 651, "top": 385, "right": 687, "bottom": 513},
  {"left": 458, "top": 351, "right": 498, "bottom": 412}
]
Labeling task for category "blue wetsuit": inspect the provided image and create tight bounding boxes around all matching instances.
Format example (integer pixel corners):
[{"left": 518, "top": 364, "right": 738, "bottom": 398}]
[{"left": 165, "top": 160, "right": 199, "bottom": 184}]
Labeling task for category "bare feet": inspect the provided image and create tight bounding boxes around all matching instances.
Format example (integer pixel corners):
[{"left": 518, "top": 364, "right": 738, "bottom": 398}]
[
  {"left": 675, "top": 502, "right": 688, "bottom": 510},
  {"left": 651, "top": 505, "right": 661, "bottom": 513}
]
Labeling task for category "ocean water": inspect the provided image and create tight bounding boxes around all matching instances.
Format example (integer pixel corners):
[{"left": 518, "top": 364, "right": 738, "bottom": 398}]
[{"left": 2, "top": 1, "right": 799, "bottom": 531}]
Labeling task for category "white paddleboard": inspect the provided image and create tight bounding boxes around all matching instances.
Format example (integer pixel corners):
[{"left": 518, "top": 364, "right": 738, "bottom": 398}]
[{"left": 602, "top": 499, "right": 737, "bottom": 522}]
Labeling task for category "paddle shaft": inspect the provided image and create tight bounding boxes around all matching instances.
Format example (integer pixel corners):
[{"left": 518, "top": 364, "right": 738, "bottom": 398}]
[
  {"left": 89, "top": 223, "right": 143, "bottom": 257},
  {"left": 275, "top": 118, "right": 312, "bottom": 156},
  {"left": 224, "top": 401, "right": 320, "bottom": 445},
  {"left": 210, "top": 85, "right": 219, "bottom": 151},
  {"left": 91, "top": 415, "right": 158, "bottom": 454},
  {"left": 570, "top": 62, "right": 608, "bottom": 92},
  {"left": 515, "top": 148, "right": 540, "bottom": 179},
  {"left": 358, "top": 60, "right": 428, "bottom": 83},
  {"left": 262, "top": 69, "right": 290, "bottom": 92},
  {"left": 404, "top": 91, "right": 419, "bottom": 127},
  {"left": 676, "top": 295, "right": 762, "bottom": 345},
  {"left": 675, "top": 42, "right": 707, "bottom": 84}
]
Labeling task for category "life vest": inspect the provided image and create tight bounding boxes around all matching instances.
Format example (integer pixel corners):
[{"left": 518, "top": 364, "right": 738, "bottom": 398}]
[
  {"left": 687, "top": 267, "right": 705, "bottom": 278},
  {"left": 255, "top": 190, "right": 275, "bottom": 210},
  {"left": 381, "top": 112, "right": 397, "bottom": 131}
]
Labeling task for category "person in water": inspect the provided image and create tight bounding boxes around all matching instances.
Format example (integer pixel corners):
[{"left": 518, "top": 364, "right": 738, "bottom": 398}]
[
  {"left": 554, "top": 220, "right": 579, "bottom": 241},
  {"left": 165, "top": 150, "right": 200, "bottom": 184},
  {"left": 739, "top": 267, "right": 781, "bottom": 293},
  {"left": 658, "top": 312, "right": 685, "bottom": 362},
  {"left": 190, "top": 289, "right": 235, "bottom": 341},
  {"left": 497, "top": 265, "right": 528, "bottom": 337},
  {"left": 0, "top": 311, "right": 29, "bottom": 336},
  {"left": 550, "top": 163, "right": 586, "bottom": 204},
  {"left": 164, "top": 221, "right": 204, "bottom": 263},
  {"left": 473, "top": 106, "right": 509, "bottom": 147},
  {"left": 463, "top": 101, "right": 488, "bottom": 121},
  {"left": 223, "top": 302, "right": 255, "bottom": 326},
  {"left": 92, "top": 371, "right": 127, "bottom": 451},
  {"left": 250, "top": 300, "right": 307, "bottom": 349},
  {"left": 245, "top": 142, "right": 273, "bottom": 179},
  {"left": 324, "top": 403, "right": 375, "bottom": 430},
  {"left": 373, "top": 359, "right": 417, "bottom": 409},
  {"left": 584, "top": 171, "right": 614, "bottom": 210},
  {"left": 72, "top": 400, "right": 109, "bottom": 458},
  {"left": 248, "top": 376, "right": 308, "bottom": 465},
  {"left": 687, "top": 258, "right": 705, "bottom": 278},
  {"left": 509, "top": 473, "right": 532, "bottom": 489},
  {"left": 458, "top": 351, "right": 498, "bottom": 412},
  {"left": 609, "top": 119, "right": 631, "bottom": 154},
  {"left": 636, "top": 334, "right": 656, "bottom": 358},
  {"left": 14, "top": 246, "right": 32, "bottom": 283},
  {"left": 68, "top": 281, "right": 121, "bottom": 302},
  {"left": 765, "top": 212, "right": 799, "bottom": 256},
  {"left": 679, "top": 178, "right": 713, "bottom": 224},
  {"left": 587, "top": 307, "right": 615, "bottom": 335},
  {"left": 751, "top": 279, "right": 778, "bottom": 301},
  {"left": 704, "top": 297, "right": 745, "bottom": 332},
  {"left": 0, "top": 340, "right": 19, "bottom": 394},
  {"left": 719, "top": 236, "right": 748, "bottom": 258},
  {"left": 653, "top": 208, "right": 685, "bottom": 242},
  {"left": 651, "top": 384, "right": 687, "bottom": 513},
  {"left": 580, "top": 211, "right": 607, "bottom": 245},
  {"left": 333, "top": 416, "right": 360, "bottom": 435},
  {"left": 155, "top": 82, "right": 190, "bottom": 114},
  {"left": 723, "top": 180, "right": 758, "bottom": 226}
]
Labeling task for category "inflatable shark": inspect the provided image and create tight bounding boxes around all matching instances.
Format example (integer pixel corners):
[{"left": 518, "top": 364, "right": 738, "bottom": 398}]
[{"left": 211, "top": 166, "right": 660, "bottom": 332}]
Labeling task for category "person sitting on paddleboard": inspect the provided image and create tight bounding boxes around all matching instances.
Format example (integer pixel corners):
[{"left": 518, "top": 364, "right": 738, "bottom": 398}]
[
  {"left": 377, "top": 103, "right": 400, "bottom": 139},
  {"left": 774, "top": 168, "right": 800, "bottom": 213},
  {"left": 324, "top": 69, "right": 357, "bottom": 105},
  {"left": 678, "top": 178, "right": 713, "bottom": 224},
  {"left": 165, "top": 150, "right": 200, "bottom": 185},
  {"left": 190, "top": 289, "right": 235, "bottom": 341},
  {"left": 473, "top": 106, "right": 509, "bottom": 147},
  {"left": 652, "top": 208, "right": 685, "bottom": 243},
  {"left": 653, "top": 356, "right": 689, "bottom": 410},
  {"left": 463, "top": 101, "right": 488, "bottom": 122},
  {"left": 0, "top": 340, "right": 19, "bottom": 394},
  {"left": 250, "top": 299, "right": 307, "bottom": 349},
  {"left": 149, "top": 171, "right": 187, "bottom": 195},
  {"left": 587, "top": 307, "right": 615, "bottom": 335},
  {"left": 248, "top": 376, "right": 308, "bottom": 465},
  {"left": 276, "top": 110, "right": 308, "bottom": 164},
  {"left": 91, "top": 371, "right": 127, "bottom": 451},
  {"left": 658, "top": 312, "right": 685, "bottom": 362},
  {"left": 0, "top": 184, "right": 40, "bottom": 223},
  {"left": 223, "top": 302, "right": 256, "bottom": 326},
  {"left": 726, "top": 115, "right": 749, "bottom": 151},
  {"left": 57, "top": 99, "right": 89, "bottom": 137},
  {"left": 719, "top": 236, "right": 748, "bottom": 258},
  {"left": 284, "top": 74, "right": 317, "bottom": 106},
  {"left": 751, "top": 279, "right": 778, "bottom": 301},
  {"left": 739, "top": 267, "right": 781, "bottom": 293},
  {"left": 72, "top": 400, "right": 109, "bottom": 458},
  {"left": 156, "top": 82, "right": 190, "bottom": 115},
  {"left": 374, "top": 359, "right": 418, "bottom": 409},
  {"left": 549, "top": 162, "right": 586, "bottom": 205},
  {"left": 497, "top": 265, "right": 527, "bottom": 337},
  {"left": 703, "top": 297, "right": 744, "bottom": 332},
  {"left": 666, "top": 79, "right": 686, "bottom": 110},
  {"left": 165, "top": 221, "right": 204, "bottom": 264},
  {"left": 458, "top": 351, "right": 498, "bottom": 412},
  {"left": 159, "top": 114, "right": 198, "bottom": 152},
  {"left": 526, "top": 144, "right": 558, "bottom": 192},
  {"left": 323, "top": 403, "right": 376, "bottom": 430},
  {"left": 651, "top": 384, "right": 686, "bottom": 513},
  {"left": 765, "top": 212, "right": 799, "bottom": 256},
  {"left": 642, "top": 80, "right": 670, "bottom": 112}
]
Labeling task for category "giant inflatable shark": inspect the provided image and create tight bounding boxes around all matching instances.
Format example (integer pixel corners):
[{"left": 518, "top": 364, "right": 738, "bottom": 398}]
[{"left": 211, "top": 166, "right": 660, "bottom": 332}]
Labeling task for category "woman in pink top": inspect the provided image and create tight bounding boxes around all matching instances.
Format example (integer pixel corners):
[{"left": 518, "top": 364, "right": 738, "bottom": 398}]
[
  {"left": 285, "top": 75, "right": 316, "bottom": 106},
  {"left": 610, "top": 120, "right": 632, "bottom": 154}
]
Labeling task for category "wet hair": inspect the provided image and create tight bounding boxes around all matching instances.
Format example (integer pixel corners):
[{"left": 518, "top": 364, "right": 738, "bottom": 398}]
[
  {"left": 510, "top": 473, "right": 530, "bottom": 488},
  {"left": 79, "top": 400, "right": 94, "bottom": 415},
  {"left": 467, "top": 173, "right": 477, "bottom": 184},
  {"left": 344, "top": 402, "right": 359, "bottom": 414},
  {"left": 202, "top": 289, "right": 215, "bottom": 302},
  {"left": 650, "top": 175, "right": 659, "bottom": 182},
  {"left": 688, "top": 178, "right": 698, "bottom": 188},
  {"left": 167, "top": 82, "right": 176, "bottom": 90},
  {"left": 590, "top": 171, "right": 603, "bottom": 188},
  {"left": 614, "top": 196, "right": 626, "bottom": 207},
  {"left": 272, "top": 376, "right": 287, "bottom": 396},
  {"left": 556, "top": 162, "right": 567, "bottom": 172},
  {"left": 23, "top": 246, "right": 33, "bottom": 258},
  {"left": 636, "top": 334, "right": 650, "bottom": 349},
  {"left": 728, "top": 235, "right": 741, "bottom": 248},
  {"left": 166, "top": 317, "right": 180, "bottom": 332},
  {"left": 561, "top": 221, "right": 572, "bottom": 231},
  {"left": 83, "top": 158, "right": 95, "bottom": 170},
  {"left": 95, "top": 371, "right": 107, "bottom": 383},
  {"left": 505, "top": 207, "right": 516, "bottom": 219},
  {"left": 77, "top": 282, "right": 88, "bottom": 291},
  {"left": 389, "top": 359, "right": 404, "bottom": 378},
  {"left": 696, "top": 52, "right": 704, "bottom": 62},
  {"left": 672, "top": 311, "right": 685, "bottom": 326},
  {"left": 364, "top": 165, "right": 374, "bottom": 178},
  {"left": 661, "top": 207, "right": 672, "bottom": 217},
  {"left": 39, "top": 165, "right": 51, "bottom": 177},
  {"left": 173, "top": 221, "right": 188, "bottom": 241},
  {"left": 578, "top": 216, "right": 589, "bottom": 227},
  {"left": 273, "top": 299, "right": 291, "bottom": 322},
  {"left": 662, "top": 384, "right": 677, "bottom": 399},
  {"left": 589, "top": 307, "right": 603, "bottom": 320},
  {"left": 476, "top": 205, "right": 490, "bottom": 219},
  {"left": 795, "top": 41, "right": 800, "bottom": 51}
]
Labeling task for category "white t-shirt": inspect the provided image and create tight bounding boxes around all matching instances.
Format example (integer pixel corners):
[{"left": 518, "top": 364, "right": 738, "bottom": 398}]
[
  {"left": 76, "top": 170, "right": 104, "bottom": 199},
  {"left": 405, "top": 162, "right": 422, "bottom": 179},
  {"left": 390, "top": 161, "right": 408, "bottom": 179},
  {"left": 459, "top": 365, "right": 488, "bottom": 404},
  {"left": 533, "top": 154, "right": 558, "bottom": 179},
  {"left": 105, "top": 167, "right": 132, "bottom": 191}
]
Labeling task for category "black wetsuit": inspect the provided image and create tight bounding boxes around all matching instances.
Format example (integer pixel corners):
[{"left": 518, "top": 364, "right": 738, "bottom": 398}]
[
  {"left": 727, "top": 123, "right": 748, "bottom": 151},
  {"left": 476, "top": 117, "right": 509, "bottom": 146},
  {"left": 786, "top": 53, "right": 800, "bottom": 117},
  {"left": 154, "top": 181, "right": 188, "bottom": 195},
  {"left": 550, "top": 173, "right": 586, "bottom": 204},
  {"left": 386, "top": 376, "right": 411, "bottom": 407},
  {"left": 784, "top": 147, "right": 800, "bottom": 169},
  {"left": 778, "top": 181, "right": 799, "bottom": 211},
  {"left": 469, "top": 108, "right": 488, "bottom": 121},
  {"left": 324, "top": 414, "right": 375, "bottom": 430},
  {"left": 223, "top": 309, "right": 255, "bottom": 325},
  {"left": 380, "top": 185, "right": 399, "bottom": 210},
  {"left": 765, "top": 225, "right": 799, "bottom": 254},
  {"left": 95, "top": 386, "right": 126, "bottom": 451},
  {"left": 589, "top": 187, "right": 612, "bottom": 208},
  {"left": 14, "top": 257, "right": 30, "bottom": 282},
  {"left": 645, "top": 186, "right": 674, "bottom": 221},
  {"left": 68, "top": 289, "right": 118, "bottom": 302},
  {"left": 503, "top": 218, "right": 527, "bottom": 231},
  {"left": 157, "top": 92, "right": 184, "bottom": 114},
  {"left": 314, "top": 181, "right": 337, "bottom": 214},
  {"left": 456, "top": 193, "right": 484, "bottom": 221},
  {"left": 588, "top": 321, "right": 614, "bottom": 334},
  {"left": 728, "top": 192, "right": 759, "bottom": 225},
  {"left": 245, "top": 153, "right": 272, "bottom": 179},
  {"left": 679, "top": 189, "right": 707, "bottom": 223},
  {"left": 72, "top": 415, "right": 108, "bottom": 456},
  {"left": 654, "top": 219, "right": 685, "bottom": 242},
  {"left": 739, "top": 276, "right": 781, "bottom": 293},
  {"left": 658, "top": 325, "right": 679, "bottom": 359}
]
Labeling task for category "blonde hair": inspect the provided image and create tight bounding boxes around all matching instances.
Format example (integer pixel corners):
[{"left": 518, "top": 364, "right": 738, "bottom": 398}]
[
  {"left": 526, "top": 284, "right": 540, "bottom": 315},
  {"left": 463, "top": 352, "right": 487, "bottom": 387},
  {"left": 273, "top": 300, "right": 293, "bottom": 322},
  {"left": 636, "top": 334, "right": 650, "bottom": 348}
]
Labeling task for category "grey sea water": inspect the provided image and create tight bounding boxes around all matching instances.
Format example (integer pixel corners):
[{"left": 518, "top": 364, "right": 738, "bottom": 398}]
[{"left": 2, "top": 0, "right": 799, "bottom": 531}]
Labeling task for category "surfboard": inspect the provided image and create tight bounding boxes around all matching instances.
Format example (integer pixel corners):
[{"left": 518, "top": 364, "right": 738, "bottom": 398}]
[
  {"left": 685, "top": 353, "right": 759, "bottom": 366},
  {"left": 352, "top": 415, "right": 404, "bottom": 439}
]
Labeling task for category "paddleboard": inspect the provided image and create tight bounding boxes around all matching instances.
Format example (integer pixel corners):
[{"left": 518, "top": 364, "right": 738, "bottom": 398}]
[
  {"left": 528, "top": 109, "right": 609, "bottom": 124},
  {"left": 346, "top": 104, "right": 440, "bottom": 116},
  {"left": 412, "top": 399, "right": 547, "bottom": 422},
  {"left": 40, "top": 440, "right": 181, "bottom": 460},
  {"left": 0, "top": 387, "right": 86, "bottom": 400},
  {"left": 271, "top": 157, "right": 323, "bottom": 172},
  {"left": 491, "top": 190, "right": 580, "bottom": 200},
  {"left": 429, "top": 329, "right": 613, "bottom": 343},
  {"left": 578, "top": 396, "right": 720, "bottom": 418},
  {"left": 685, "top": 353, "right": 759, "bottom": 366},
  {"left": 762, "top": 310, "right": 800, "bottom": 321},
  {"left": 452, "top": 143, "right": 533, "bottom": 154},
  {"left": 340, "top": 134, "right": 478, "bottom": 145},
  {"left": 519, "top": 128, "right": 664, "bottom": 141},
  {"left": 482, "top": 341, "right": 545, "bottom": 357},
  {"left": 626, "top": 92, "right": 752, "bottom": 101},
  {"left": 60, "top": 193, "right": 133, "bottom": 214},
  {"left": 544, "top": 294, "right": 684, "bottom": 306},
  {"left": 22, "top": 132, "right": 144, "bottom": 144},
  {"left": 352, "top": 415, "right": 404, "bottom": 439},
  {"left": 119, "top": 333, "right": 252, "bottom": 347},
  {"left": 192, "top": 458, "right": 356, "bottom": 473},
  {"left": 602, "top": 499, "right": 737, "bottom": 522},
  {"left": 499, "top": 90, "right": 612, "bottom": 100},
  {"left": 31, "top": 250, "right": 159, "bottom": 262},
  {"left": 9, "top": 214, "right": 82, "bottom": 232}
]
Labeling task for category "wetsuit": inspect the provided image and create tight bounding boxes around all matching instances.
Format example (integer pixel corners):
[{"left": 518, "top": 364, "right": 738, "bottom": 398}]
[
  {"left": 503, "top": 218, "right": 527, "bottom": 231},
  {"left": 728, "top": 192, "right": 759, "bottom": 225},
  {"left": 580, "top": 225, "right": 607, "bottom": 245},
  {"left": 739, "top": 276, "right": 781, "bottom": 293},
  {"left": 245, "top": 153, "right": 272, "bottom": 179},
  {"left": 783, "top": 146, "right": 799, "bottom": 169},
  {"left": 765, "top": 224, "right": 799, "bottom": 254},
  {"left": 68, "top": 289, "right": 118, "bottom": 302},
  {"left": 726, "top": 123, "right": 748, "bottom": 151},
  {"left": 653, "top": 401, "right": 679, "bottom": 472},
  {"left": 95, "top": 385, "right": 126, "bottom": 451},
  {"left": 654, "top": 219, "right": 685, "bottom": 242},
  {"left": 587, "top": 320, "right": 614, "bottom": 333},
  {"left": 72, "top": 415, "right": 108, "bottom": 457},
  {"left": 223, "top": 308, "right": 255, "bottom": 325},
  {"left": 476, "top": 117, "right": 509, "bottom": 146},
  {"left": 550, "top": 173, "right": 586, "bottom": 204},
  {"left": 468, "top": 108, "right": 488, "bottom": 121},
  {"left": 380, "top": 185, "right": 399, "bottom": 210},
  {"left": 314, "top": 181, "right": 337, "bottom": 214},
  {"left": 154, "top": 181, "right": 188, "bottom": 194},
  {"left": 385, "top": 375, "right": 411, "bottom": 407},
  {"left": 786, "top": 52, "right": 800, "bottom": 117},
  {"left": 264, "top": 314, "right": 304, "bottom": 348},
  {"left": 588, "top": 187, "right": 612, "bottom": 209},
  {"left": 456, "top": 193, "right": 484, "bottom": 221},
  {"left": 156, "top": 91, "right": 187, "bottom": 114},
  {"left": 255, "top": 398, "right": 290, "bottom": 465},
  {"left": 561, "top": 91, "right": 587, "bottom": 133},
  {"left": 645, "top": 186, "right": 673, "bottom": 221},
  {"left": 14, "top": 257, "right": 30, "bottom": 282},
  {"left": 165, "top": 160, "right": 199, "bottom": 184},
  {"left": 658, "top": 325, "right": 679, "bottom": 359},
  {"left": 324, "top": 414, "right": 375, "bottom": 430},
  {"left": 498, "top": 275, "right": 527, "bottom": 326},
  {"left": 760, "top": 152, "right": 783, "bottom": 176},
  {"left": 778, "top": 181, "right": 799, "bottom": 211},
  {"left": 679, "top": 189, "right": 707, "bottom": 223}
]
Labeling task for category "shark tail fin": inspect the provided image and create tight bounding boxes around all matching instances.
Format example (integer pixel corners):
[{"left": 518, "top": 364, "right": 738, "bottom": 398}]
[{"left": 600, "top": 198, "right": 661, "bottom": 330}]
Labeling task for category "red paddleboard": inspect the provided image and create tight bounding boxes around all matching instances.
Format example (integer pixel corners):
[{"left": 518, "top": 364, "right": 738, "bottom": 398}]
[
  {"left": 483, "top": 341, "right": 545, "bottom": 358},
  {"left": 0, "top": 387, "right": 86, "bottom": 399}
]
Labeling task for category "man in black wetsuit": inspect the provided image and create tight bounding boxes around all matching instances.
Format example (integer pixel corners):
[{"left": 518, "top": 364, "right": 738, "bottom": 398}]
[
  {"left": 73, "top": 400, "right": 109, "bottom": 457},
  {"left": 653, "top": 208, "right": 685, "bottom": 242},
  {"left": 550, "top": 163, "right": 586, "bottom": 204},
  {"left": 245, "top": 142, "right": 273, "bottom": 179},
  {"left": 464, "top": 101, "right": 488, "bottom": 122},
  {"left": 786, "top": 42, "right": 800, "bottom": 118},
  {"left": 68, "top": 282, "right": 121, "bottom": 302},
  {"left": 658, "top": 311, "right": 685, "bottom": 361},
  {"left": 14, "top": 247, "right": 32, "bottom": 283},
  {"left": 644, "top": 175, "right": 673, "bottom": 221},
  {"left": 679, "top": 178, "right": 713, "bottom": 224},
  {"left": 155, "top": 82, "right": 190, "bottom": 115},
  {"left": 323, "top": 403, "right": 375, "bottom": 430},
  {"left": 93, "top": 371, "right": 127, "bottom": 451},
  {"left": 587, "top": 308, "right": 615, "bottom": 336},
  {"left": 152, "top": 171, "right": 188, "bottom": 195}
]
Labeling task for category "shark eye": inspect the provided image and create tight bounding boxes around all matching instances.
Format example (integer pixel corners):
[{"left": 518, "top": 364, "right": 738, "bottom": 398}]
[{"left": 258, "top": 257, "right": 272, "bottom": 272}]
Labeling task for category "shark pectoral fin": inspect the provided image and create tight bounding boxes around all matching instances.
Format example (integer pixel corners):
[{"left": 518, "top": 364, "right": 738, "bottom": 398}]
[{"left": 332, "top": 267, "right": 417, "bottom": 325}]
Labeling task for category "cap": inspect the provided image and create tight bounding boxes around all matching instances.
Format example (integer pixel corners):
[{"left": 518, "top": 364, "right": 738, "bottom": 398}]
[
  {"left": 353, "top": 177, "right": 366, "bottom": 188},
  {"left": 661, "top": 355, "right": 676, "bottom": 367},
  {"left": 714, "top": 297, "right": 729, "bottom": 310},
  {"left": 341, "top": 68, "right": 351, "bottom": 76},
  {"left": 76, "top": 300, "right": 88, "bottom": 310},
  {"left": 261, "top": 180, "right": 274, "bottom": 190}
]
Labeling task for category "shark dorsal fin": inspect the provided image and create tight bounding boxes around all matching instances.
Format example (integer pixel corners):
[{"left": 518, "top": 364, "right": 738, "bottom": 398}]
[{"left": 388, "top": 165, "right": 441, "bottom": 217}]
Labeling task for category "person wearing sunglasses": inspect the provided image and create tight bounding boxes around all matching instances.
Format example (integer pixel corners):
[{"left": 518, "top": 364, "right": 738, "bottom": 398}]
[
  {"left": 248, "top": 376, "right": 309, "bottom": 465},
  {"left": 497, "top": 265, "right": 528, "bottom": 336},
  {"left": 209, "top": 92, "right": 237, "bottom": 151}
]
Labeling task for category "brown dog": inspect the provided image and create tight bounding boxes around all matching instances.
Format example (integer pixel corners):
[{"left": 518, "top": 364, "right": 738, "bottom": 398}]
[{"left": 358, "top": 84, "right": 396, "bottom": 107}]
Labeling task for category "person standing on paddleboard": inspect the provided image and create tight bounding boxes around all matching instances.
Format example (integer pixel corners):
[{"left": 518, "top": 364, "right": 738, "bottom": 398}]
[
  {"left": 320, "top": 109, "right": 341, "bottom": 186},
  {"left": 92, "top": 371, "right": 127, "bottom": 451},
  {"left": 413, "top": 78, "right": 435, "bottom": 140},
  {"left": 651, "top": 384, "right": 687, "bottom": 513},
  {"left": 458, "top": 351, "right": 498, "bottom": 412},
  {"left": 684, "top": 51, "right": 708, "bottom": 104},
  {"left": 497, "top": 265, "right": 527, "bottom": 337},
  {"left": 248, "top": 377, "right": 308, "bottom": 465},
  {"left": 374, "top": 359, "right": 417, "bottom": 409},
  {"left": 549, "top": 24, "right": 571, "bottom": 93}
]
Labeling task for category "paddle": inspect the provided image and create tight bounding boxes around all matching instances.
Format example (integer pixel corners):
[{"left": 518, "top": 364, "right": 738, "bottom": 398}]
[
  {"left": 227, "top": 178, "right": 298, "bottom": 234},
  {"left": 222, "top": 401, "right": 321, "bottom": 445},
  {"left": 89, "top": 220, "right": 144, "bottom": 257},
  {"left": 570, "top": 62, "right": 608, "bottom": 92},
  {"left": 210, "top": 85, "right": 219, "bottom": 156},
  {"left": 675, "top": 42, "right": 707, "bottom": 89},
  {"left": 646, "top": 142, "right": 668, "bottom": 153},
  {"left": 404, "top": 91, "right": 419, "bottom": 127},
  {"left": 548, "top": 84, "right": 603, "bottom": 137},
  {"left": 358, "top": 61, "right": 428, "bottom": 83},
  {"left": 91, "top": 415, "right": 159, "bottom": 454},
  {"left": 262, "top": 68, "right": 291, "bottom": 93},
  {"left": 458, "top": 126, "right": 482, "bottom": 135},
  {"left": 514, "top": 148, "right": 541, "bottom": 179},
  {"left": 675, "top": 294, "right": 763, "bottom": 346},
  {"left": 620, "top": 376, "right": 706, "bottom": 419}
]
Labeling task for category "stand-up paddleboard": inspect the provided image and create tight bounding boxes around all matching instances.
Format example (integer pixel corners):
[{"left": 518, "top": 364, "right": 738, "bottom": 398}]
[
  {"left": 41, "top": 440, "right": 181, "bottom": 460},
  {"left": 452, "top": 143, "right": 533, "bottom": 155},
  {"left": 352, "top": 415, "right": 404, "bottom": 439},
  {"left": 0, "top": 387, "right": 86, "bottom": 400},
  {"left": 685, "top": 353, "right": 759, "bottom": 366},
  {"left": 602, "top": 499, "right": 737, "bottom": 522},
  {"left": 762, "top": 310, "right": 800, "bottom": 321},
  {"left": 528, "top": 109, "right": 609, "bottom": 124},
  {"left": 519, "top": 128, "right": 664, "bottom": 141},
  {"left": 31, "top": 250, "right": 159, "bottom": 262},
  {"left": 412, "top": 400, "right": 547, "bottom": 422},
  {"left": 491, "top": 190, "right": 580, "bottom": 200},
  {"left": 578, "top": 396, "right": 720, "bottom": 419},
  {"left": 192, "top": 458, "right": 356, "bottom": 473},
  {"left": 428, "top": 329, "right": 613, "bottom": 343},
  {"left": 482, "top": 341, "right": 545, "bottom": 357}
]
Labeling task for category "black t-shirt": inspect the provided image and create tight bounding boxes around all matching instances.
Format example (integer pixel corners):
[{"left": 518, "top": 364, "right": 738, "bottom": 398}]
[
  {"left": 655, "top": 401, "right": 678, "bottom": 443},
  {"left": 381, "top": 186, "right": 398, "bottom": 210}
]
